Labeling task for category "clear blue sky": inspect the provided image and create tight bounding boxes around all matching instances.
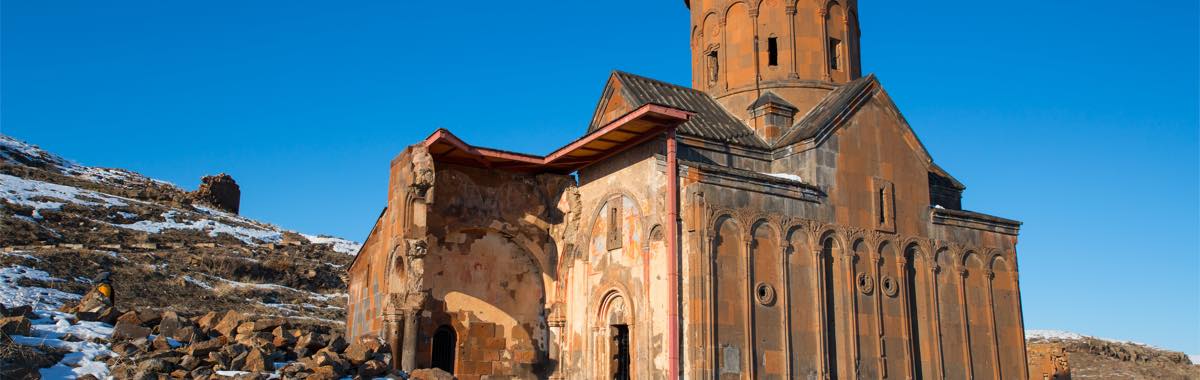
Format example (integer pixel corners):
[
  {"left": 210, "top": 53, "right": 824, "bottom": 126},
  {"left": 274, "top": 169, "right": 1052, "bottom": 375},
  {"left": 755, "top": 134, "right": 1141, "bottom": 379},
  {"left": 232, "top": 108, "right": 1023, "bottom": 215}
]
[{"left": 3, "top": 0, "right": 1197, "bottom": 354}]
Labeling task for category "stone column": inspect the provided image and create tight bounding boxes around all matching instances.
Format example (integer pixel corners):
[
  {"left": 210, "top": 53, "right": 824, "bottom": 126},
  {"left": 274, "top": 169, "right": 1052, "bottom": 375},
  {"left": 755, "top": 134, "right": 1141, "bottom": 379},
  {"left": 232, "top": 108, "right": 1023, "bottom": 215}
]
[
  {"left": 401, "top": 308, "right": 419, "bottom": 372},
  {"left": 813, "top": 249, "right": 830, "bottom": 380},
  {"left": 957, "top": 268, "right": 973, "bottom": 379},
  {"left": 930, "top": 264, "right": 945, "bottom": 380},
  {"left": 896, "top": 256, "right": 915, "bottom": 380},
  {"left": 385, "top": 312, "right": 404, "bottom": 371}
]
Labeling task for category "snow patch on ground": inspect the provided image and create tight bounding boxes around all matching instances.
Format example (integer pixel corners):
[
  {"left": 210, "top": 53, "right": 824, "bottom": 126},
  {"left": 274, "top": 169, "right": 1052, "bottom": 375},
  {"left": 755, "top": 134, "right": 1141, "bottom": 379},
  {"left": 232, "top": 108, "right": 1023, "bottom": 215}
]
[
  {"left": 302, "top": 234, "right": 363, "bottom": 255},
  {"left": 112, "top": 210, "right": 284, "bottom": 245},
  {"left": 202, "top": 274, "right": 343, "bottom": 302},
  {"left": 9, "top": 311, "right": 113, "bottom": 379},
  {"left": 1026, "top": 329, "right": 1163, "bottom": 349},
  {"left": 1027, "top": 329, "right": 1087, "bottom": 341},
  {"left": 0, "top": 174, "right": 130, "bottom": 217},
  {"left": 0, "top": 265, "right": 81, "bottom": 309},
  {"left": 1, "top": 134, "right": 174, "bottom": 189}
]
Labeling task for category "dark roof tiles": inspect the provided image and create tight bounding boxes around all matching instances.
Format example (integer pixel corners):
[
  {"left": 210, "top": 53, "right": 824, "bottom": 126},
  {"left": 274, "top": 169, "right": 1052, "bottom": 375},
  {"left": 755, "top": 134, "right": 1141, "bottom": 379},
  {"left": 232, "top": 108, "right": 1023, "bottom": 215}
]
[{"left": 598, "top": 71, "right": 770, "bottom": 148}]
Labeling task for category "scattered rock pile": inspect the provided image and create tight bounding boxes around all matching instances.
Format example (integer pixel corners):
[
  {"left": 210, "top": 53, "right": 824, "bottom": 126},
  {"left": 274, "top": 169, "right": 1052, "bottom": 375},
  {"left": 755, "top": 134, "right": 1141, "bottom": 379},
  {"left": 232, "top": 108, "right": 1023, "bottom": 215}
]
[{"left": 106, "top": 310, "right": 394, "bottom": 379}]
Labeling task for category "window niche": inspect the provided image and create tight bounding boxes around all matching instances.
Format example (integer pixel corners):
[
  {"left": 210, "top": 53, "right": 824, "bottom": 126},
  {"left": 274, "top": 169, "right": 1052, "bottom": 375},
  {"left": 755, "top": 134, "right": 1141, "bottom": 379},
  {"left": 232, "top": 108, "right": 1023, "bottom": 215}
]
[
  {"left": 828, "top": 38, "right": 842, "bottom": 71},
  {"left": 767, "top": 36, "right": 779, "bottom": 67},
  {"left": 606, "top": 203, "right": 623, "bottom": 251},
  {"left": 706, "top": 48, "right": 720, "bottom": 86},
  {"left": 873, "top": 177, "right": 896, "bottom": 233}
]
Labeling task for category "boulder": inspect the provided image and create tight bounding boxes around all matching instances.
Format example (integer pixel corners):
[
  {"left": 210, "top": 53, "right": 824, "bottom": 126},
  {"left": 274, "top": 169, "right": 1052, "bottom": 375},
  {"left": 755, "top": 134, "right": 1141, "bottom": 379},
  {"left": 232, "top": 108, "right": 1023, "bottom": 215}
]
[
  {"left": 112, "top": 320, "right": 152, "bottom": 341},
  {"left": 271, "top": 326, "right": 296, "bottom": 348},
  {"left": 172, "top": 325, "right": 205, "bottom": 343},
  {"left": 242, "top": 347, "right": 273, "bottom": 372},
  {"left": 157, "top": 311, "right": 189, "bottom": 338},
  {"left": 213, "top": 311, "right": 245, "bottom": 338},
  {"left": 111, "top": 342, "right": 140, "bottom": 357},
  {"left": 135, "top": 358, "right": 173, "bottom": 375},
  {"left": 343, "top": 335, "right": 386, "bottom": 365},
  {"left": 134, "top": 309, "right": 162, "bottom": 326},
  {"left": 410, "top": 368, "right": 456, "bottom": 380},
  {"left": 151, "top": 336, "right": 175, "bottom": 351},
  {"left": 244, "top": 318, "right": 285, "bottom": 333},
  {"left": 306, "top": 365, "right": 340, "bottom": 380},
  {"left": 76, "top": 307, "right": 118, "bottom": 324},
  {"left": 186, "top": 336, "right": 227, "bottom": 357},
  {"left": 189, "top": 367, "right": 215, "bottom": 379},
  {"left": 179, "top": 355, "right": 202, "bottom": 371},
  {"left": 325, "top": 334, "right": 348, "bottom": 353},
  {"left": 301, "top": 349, "right": 349, "bottom": 374},
  {"left": 357, "top": 359, "right": 388, "bottom": 378},
  {"left": 195, "top": 311, "right": 221, "bottom": 332},
  {"left": 0, "top": 316, "right": 32, "bottom": 336},
  {"left": 116, "top": 311, "right": 143, "bottom": 326},
  {"left": 295, "top": 332, "right": 326, "bottom": 350}
]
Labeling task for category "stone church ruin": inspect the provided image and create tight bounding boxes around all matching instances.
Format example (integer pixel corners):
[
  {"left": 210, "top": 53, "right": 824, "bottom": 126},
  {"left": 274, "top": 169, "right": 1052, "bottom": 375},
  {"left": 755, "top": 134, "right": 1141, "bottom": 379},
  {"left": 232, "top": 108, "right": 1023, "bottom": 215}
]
[{"left": 348, "top": 1, "right": 1027, "bottom": 379}]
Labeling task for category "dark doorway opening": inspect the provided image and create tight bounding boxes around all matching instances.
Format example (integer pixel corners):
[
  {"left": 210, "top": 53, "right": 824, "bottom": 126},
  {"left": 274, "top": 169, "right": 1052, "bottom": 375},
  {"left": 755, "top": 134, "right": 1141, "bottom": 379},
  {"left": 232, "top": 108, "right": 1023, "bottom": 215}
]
[
  {"left": 432, "top": 325, "right": 457, "bottom": 374},
  {"left": 610, "top": 324, "right": 630, "bottom": 380}
]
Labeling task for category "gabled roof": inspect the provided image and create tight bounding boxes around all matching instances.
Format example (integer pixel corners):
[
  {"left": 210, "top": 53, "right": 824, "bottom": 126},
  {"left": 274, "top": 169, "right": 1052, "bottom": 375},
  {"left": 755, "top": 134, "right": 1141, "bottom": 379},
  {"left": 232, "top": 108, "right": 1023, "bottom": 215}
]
[
  {"left": 424, "top": 103, "right": 691, "bottom": 174},
  {"left": 773, "top": 75, "right": 878, "bottom": 148},
  {"left": 748, "top": 91, "right": 797, "bottom": 113},
  {"left": 590, "top": 71, "right": 769, "bottom": 149}
]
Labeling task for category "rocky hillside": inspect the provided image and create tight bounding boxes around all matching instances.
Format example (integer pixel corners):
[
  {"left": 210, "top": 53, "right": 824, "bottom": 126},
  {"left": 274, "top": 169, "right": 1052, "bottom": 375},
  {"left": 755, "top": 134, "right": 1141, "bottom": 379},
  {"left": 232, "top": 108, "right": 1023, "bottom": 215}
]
[
  {"left": 1026, "top": 330, "right": 1199, "bottom": 380},
  {"left": 0, "top": 134, "right": 369, "bottom": 378}
]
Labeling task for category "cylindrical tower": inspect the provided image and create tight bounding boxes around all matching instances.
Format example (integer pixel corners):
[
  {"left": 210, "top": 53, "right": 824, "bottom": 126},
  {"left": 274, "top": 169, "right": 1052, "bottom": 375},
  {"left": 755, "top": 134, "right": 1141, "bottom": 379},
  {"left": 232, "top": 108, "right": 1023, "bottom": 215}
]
[{"left": 687, "top": 0, "right": 862, "bottom": 125}]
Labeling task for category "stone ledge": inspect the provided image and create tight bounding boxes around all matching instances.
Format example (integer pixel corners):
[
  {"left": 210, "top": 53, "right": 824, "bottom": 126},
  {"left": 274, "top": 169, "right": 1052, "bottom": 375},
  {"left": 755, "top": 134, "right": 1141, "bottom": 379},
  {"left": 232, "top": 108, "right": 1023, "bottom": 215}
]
[{"left": 931, "top": 207, "right": 1022, "bottom": 236}]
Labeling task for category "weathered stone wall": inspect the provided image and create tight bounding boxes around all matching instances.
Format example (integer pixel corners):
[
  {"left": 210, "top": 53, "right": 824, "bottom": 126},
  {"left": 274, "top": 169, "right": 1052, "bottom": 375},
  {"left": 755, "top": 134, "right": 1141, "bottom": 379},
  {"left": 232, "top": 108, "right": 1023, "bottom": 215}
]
[
  {"left": 557, "top": 140, "right": 672, "bottom": 379},
  {"left": 420, "top": 163, "right": 576, "bottom": 378}
]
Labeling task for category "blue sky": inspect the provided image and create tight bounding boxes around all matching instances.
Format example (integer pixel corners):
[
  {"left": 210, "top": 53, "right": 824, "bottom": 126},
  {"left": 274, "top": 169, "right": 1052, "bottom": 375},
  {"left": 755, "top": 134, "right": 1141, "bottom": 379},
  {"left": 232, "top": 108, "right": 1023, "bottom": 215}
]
[{"left": 3, "top": 0, "right": 1197, "bottom": 354}]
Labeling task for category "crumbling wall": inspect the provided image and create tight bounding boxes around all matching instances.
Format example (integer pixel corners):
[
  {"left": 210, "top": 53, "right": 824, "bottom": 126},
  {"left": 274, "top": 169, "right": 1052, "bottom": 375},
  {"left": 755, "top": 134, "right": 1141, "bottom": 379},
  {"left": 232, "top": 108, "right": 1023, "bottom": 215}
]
[
  {"left": 421, "top": 164, "right": 577, "bottom": 378},
  {"left": 1027, "top": 342, "right": 1071, "bottom": 380},
  {"left": 190, "top": 173, "right": 240, "bottom": 214}
]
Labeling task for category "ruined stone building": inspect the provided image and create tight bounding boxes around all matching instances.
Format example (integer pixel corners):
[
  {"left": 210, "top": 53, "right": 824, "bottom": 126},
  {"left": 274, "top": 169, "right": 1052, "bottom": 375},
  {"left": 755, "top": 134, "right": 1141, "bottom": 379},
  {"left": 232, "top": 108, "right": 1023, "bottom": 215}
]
[{"left": 347, "top": 0, "right": 1027, "bottom": 379}]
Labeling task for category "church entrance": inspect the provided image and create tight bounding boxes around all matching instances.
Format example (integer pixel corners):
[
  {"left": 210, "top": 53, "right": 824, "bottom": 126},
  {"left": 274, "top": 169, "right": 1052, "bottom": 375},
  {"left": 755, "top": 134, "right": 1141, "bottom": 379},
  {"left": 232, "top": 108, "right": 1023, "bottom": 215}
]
[
  {"left": 610, "top": 324, "right": 631, "bottom": 380},
  {"left": 431, "top": 325, "right": 456, "bottom": 374}
]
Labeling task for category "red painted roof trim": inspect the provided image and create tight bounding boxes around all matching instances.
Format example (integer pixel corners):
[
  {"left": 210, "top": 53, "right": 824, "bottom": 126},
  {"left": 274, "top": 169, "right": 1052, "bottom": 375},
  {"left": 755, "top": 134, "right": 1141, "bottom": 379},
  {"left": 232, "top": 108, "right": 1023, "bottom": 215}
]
[{"left": 422, "top": 103, "right": 691, "bottom": 172}]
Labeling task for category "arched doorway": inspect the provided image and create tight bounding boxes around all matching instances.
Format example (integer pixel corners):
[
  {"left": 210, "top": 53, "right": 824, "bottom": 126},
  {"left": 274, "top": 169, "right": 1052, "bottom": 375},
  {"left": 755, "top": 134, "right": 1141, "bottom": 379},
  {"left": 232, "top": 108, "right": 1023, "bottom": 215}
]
[{"left": 431, "top": 325, "right": 457, "bottom": 374}]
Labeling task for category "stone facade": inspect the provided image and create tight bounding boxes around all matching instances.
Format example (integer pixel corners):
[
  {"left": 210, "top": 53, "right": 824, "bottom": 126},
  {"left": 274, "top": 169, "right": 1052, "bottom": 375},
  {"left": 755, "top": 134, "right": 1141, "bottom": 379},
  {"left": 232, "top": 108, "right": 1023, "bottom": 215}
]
[{"left": 347, "top": 1, "right": 1027, "bottom": 379}]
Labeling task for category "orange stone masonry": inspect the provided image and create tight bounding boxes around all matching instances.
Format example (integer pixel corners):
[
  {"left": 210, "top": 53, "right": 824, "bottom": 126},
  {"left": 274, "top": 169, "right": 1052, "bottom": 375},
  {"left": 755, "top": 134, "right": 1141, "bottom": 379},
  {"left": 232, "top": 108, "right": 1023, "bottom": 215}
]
[{"left": 347, "top": 1, "right": 1028, "bottom": 379}]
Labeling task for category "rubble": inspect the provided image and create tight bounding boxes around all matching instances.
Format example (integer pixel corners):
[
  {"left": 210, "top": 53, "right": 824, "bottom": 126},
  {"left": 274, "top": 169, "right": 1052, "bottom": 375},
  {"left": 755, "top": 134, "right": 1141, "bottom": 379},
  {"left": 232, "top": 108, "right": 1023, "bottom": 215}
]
[{"left": 95, "top": 308, "right": 442, "bottom": 380}]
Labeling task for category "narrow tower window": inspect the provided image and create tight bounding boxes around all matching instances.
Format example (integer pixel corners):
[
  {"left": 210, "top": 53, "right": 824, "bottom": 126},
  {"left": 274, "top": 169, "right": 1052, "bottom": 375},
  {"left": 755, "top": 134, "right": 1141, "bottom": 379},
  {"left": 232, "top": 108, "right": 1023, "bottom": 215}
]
[
  {"left": 828, "top": 38, "right": 842, "bottom": 71},
  {"left": 767, "top": 37, "right": 779, "bottom": 67},
  {"left": 707, "top": 49, "right": 720, "bottom": 85}
]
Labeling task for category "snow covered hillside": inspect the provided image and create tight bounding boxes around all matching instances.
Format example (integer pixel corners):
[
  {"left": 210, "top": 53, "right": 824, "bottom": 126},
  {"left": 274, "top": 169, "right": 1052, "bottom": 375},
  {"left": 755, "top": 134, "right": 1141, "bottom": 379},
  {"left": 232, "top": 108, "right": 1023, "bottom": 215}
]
[{"left": 0, "top": 134, "right": 362, "bottom": 378}]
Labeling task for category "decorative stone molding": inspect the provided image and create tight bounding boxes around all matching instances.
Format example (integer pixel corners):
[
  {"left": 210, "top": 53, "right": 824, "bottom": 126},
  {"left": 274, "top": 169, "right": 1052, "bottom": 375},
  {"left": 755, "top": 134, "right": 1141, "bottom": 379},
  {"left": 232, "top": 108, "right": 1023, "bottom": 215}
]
[
  {"left": 881, "top": 275, "right": 899, "bottom": 297},
  {"left": 754, "top": 282, "right": 777, "bottom": 306},
  {"left": 856, "top": 273, "right": 874, "bottom": 295}
]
